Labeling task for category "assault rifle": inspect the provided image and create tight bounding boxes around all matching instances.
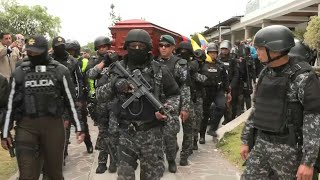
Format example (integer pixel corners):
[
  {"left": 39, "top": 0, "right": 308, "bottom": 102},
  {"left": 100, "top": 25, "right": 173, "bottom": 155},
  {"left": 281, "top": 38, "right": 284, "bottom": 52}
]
[{"left": 109, "top": 61, "right": 173, "bottom": 119}]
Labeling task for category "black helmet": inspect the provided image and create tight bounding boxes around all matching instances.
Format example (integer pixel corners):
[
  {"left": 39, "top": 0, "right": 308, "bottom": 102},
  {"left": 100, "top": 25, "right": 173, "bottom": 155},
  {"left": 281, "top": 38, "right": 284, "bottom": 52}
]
[
  {"left": 65, "top": 39, "right": 80, "bottom": 51},
  {"left": 65, "top": 39, "right": 81, "bottom": 56},
  {"left": 207, "top": 43, "right": 218, "bottom": 52},
  {"left": 194, "top": 49, "right": 206, "bottom": 61},
  {"left": 219, "top": 40, "right": 232, "bottom": 50},
  {"left": 253, "top": 25, "right": 295, "bottom": 52},
  {"left": 289, "top": 38, "right": 312, "bottom": 63},
  {"left": 176, "top": 41, "right": 193, "bottom": 54},
  {"left": 94, "top": 36, "right": 111, "bottom": 51},
  {"left": 124, "top": 29, "right": 152, "bottom": 51}
]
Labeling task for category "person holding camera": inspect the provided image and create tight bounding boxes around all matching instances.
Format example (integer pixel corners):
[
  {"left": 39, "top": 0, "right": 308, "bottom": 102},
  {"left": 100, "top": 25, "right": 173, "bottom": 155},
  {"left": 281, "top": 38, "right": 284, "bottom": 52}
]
[{"left": 0, "top": 32, "right": 20, "bottom": 80}]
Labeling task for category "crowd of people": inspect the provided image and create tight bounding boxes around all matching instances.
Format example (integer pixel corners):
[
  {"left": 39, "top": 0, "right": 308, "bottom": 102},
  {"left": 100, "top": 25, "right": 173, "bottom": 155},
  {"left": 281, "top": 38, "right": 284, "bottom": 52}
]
[{"left": 0, "top": 24, "right": 319, "bottom": 180}]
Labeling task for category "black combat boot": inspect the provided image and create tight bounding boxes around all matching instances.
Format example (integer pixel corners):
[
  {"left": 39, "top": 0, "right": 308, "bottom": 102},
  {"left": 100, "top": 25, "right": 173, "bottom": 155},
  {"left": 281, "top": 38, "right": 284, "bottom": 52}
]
[
  {"left": 180, "top": 157, "right": 188, "bottom": 166},
  {"left": 85, "top": 142, "right": 93, "bottom": 154},
  {"left": 108, "top": 162, "right": 117, "bottom": 173},
  {"left": 207, "top": 127, "right": 218, "bottom": 137},
  {"left": 96, "top": 163, "right": 107, "bottom": 174},
  {"left": 168, "top": 160, "right": 177, "bottom": 173},
  {"left": 199, "top": 134, "right": 205, "bottom": 144},
  {"left": 193, "top": 137, "right": 198, "bottom": 150}
]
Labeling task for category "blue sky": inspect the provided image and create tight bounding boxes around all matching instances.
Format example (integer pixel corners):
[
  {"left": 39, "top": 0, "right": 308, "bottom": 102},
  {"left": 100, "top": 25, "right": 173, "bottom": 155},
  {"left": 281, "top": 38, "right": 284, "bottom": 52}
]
[{"left": 19, "top": 0, "right": 248, "bottom": 45}]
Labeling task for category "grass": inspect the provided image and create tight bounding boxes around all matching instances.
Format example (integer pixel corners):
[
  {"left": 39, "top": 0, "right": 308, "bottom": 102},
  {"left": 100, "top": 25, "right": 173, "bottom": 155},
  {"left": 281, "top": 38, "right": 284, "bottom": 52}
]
[
  {"left": 0, "top": 147, "right": 18, "bottom": 180},
  {"left": 216, "top": 122, "right": 245, "bottom": 170}
]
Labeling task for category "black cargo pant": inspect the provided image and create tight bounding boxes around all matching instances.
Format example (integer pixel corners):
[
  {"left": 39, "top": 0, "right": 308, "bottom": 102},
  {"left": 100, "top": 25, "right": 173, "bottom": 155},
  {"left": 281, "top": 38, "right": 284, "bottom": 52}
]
[
  {"left": 200, "top": 88, "right": 226, "bottom": 136},
  {"left": 15, "top": 116, "right": 65, "bottom": 180},
  {"left": 209, "top": 91, "right": 227, "bottom": 131},
  {"left": 65, "top": 101, "right": 91, "bottom": 158}
]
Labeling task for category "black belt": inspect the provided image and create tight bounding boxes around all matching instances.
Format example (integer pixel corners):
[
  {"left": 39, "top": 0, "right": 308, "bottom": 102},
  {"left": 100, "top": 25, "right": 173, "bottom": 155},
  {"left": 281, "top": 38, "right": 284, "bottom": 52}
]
[
  {"left": 119, "top": 121, "right": 161, "bottom": 132},
  {"left": 258, "top": 130, "right": 290, "bottom": 144}
]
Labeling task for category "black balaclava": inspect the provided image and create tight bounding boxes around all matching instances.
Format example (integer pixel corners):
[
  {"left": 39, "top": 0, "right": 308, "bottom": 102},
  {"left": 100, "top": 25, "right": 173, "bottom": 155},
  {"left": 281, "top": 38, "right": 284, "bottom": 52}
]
[
  {"left": 127, "top": 48, "right": 149, "bottom": 68},
  {"left": 53, "top": 45, "right": 68, "bottom": 59},
  {"left": 29, "top": 51, "right": 49, "bottom": 66},
  {"left": 180, "top": 49, "right": 191, "bottom": 61}
]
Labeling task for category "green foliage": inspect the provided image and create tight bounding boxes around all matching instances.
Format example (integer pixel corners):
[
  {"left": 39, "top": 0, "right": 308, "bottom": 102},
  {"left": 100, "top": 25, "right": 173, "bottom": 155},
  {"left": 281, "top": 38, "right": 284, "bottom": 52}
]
[
  {"left": 293, "top": 29, "right": 306, "bottom": 41},
  {"left": 304, "top": 16, "right": 320, "bottom": 50},
  {"left": 81, "top": 42, "right": 96, "bottom": 56},
  {"left": 217, "top": 123, "right": 245, "bottom": 170},
  {"left": 0, "top": 0, "right": 61, "bottom": 39}
]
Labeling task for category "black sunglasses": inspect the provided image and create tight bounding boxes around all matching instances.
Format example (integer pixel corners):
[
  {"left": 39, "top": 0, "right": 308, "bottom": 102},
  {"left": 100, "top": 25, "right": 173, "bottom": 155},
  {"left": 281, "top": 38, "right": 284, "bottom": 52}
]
[{"left": 159, "top": 43, "right": 171, "bottom": 48}]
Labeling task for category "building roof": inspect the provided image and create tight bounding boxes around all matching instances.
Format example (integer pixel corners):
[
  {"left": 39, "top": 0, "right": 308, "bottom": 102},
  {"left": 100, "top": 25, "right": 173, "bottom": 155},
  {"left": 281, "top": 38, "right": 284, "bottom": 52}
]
[{"left": 202, "top": 16, "right": 243, "bottom": 35}]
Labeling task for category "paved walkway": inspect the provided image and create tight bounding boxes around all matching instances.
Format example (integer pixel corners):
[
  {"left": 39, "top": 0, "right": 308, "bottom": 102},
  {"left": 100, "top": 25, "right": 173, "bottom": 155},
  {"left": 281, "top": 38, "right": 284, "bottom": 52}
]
[{"left": 9, "top": 116, "right": 243, "bottom": 180}]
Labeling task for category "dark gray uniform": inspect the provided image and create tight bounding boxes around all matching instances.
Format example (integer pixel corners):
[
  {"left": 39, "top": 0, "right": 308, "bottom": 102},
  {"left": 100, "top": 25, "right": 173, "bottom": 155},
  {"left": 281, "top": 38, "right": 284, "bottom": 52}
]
[
  {"left": 95, "top": 71, "right": 118, "bottom": 173},
  {"left": 241, "top": 58, "right": 320, "bottom": 179},
  {"left": 98, "top": 58, "right": 180, "bottom": 179},
  {"left": 86, "top": 53, "right": 115, "bottom": 173},
  {"left": 158, "top": 55, "right": 190, "bottom": 167}
]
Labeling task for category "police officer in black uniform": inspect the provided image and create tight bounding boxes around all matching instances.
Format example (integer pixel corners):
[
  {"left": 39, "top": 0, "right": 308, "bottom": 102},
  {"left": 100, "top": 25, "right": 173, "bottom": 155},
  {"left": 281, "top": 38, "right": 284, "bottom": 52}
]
[
  {"left": 237, "top": 44, "right": 255, "bottom": 115},
  {"left": 218, "top": 40, "right": 240, "bottom": 123},
  {"left": 1, "top": 35, "right": 85, "bottom": 180},
  {"left": 198, "top": 43, "right": 230, "bottom": 140},
  {"left": 51, "top": 36, "right": 93, "bottom": 159}
]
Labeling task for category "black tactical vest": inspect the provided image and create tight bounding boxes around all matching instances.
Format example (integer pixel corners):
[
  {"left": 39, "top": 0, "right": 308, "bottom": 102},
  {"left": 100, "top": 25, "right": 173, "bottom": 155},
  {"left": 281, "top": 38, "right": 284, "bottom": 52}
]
[
  {"left": 253, "top": 59, "right": 311, "bottom": 133},
  {"left": 159, "top": 55, "right": 187, "bottom": 86},
  {"left": 219, "top": 57, "right": 230, "bottom": 74},
  {"left": 201, "top": 61, "right": 223, "bottom": 88},
  {"left": 21, "top": 61, "right": 63, "bottom": 117}
]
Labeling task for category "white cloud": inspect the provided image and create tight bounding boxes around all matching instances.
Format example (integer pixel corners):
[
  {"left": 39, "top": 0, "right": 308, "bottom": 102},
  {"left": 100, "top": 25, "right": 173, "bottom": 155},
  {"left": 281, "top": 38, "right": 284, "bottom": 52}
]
[{"left": 18, "top": 0, "right": 248, "bottom": 45}]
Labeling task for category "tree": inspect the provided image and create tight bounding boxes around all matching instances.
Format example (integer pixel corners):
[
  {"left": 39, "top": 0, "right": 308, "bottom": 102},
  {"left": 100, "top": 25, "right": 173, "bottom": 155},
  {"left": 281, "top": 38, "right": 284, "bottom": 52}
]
[
  {"left": 0, "top": 0, "right": 61, "bottom": 39},
  {"left": 304, "top": 16, "right": 320, "bottom": 66},
  {"left": 304, "top": 16, "right": 320, "bottom": 50},
  {"left": 82, "top": 42, "right": 96, "bottom": 56},
  {"left": 293, "top": 29, "right": 306, "bottom": 41}
]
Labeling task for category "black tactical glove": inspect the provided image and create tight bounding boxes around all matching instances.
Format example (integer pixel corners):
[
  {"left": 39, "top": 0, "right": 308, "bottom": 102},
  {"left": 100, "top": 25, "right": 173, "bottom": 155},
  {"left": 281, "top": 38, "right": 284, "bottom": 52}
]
[
  {"left": 103, "top": 54, "right": 112, "bottom": 67},
  {"left": 109, "top": 52, "right": 119, "bottom": 62},
  {"left": 103, "top": 52, "right": 119, "bottom": 67},
  {"left": 189, "top": 60, "right": 199, "bottom": 75},
  {"left": 115, "top": 78, "right": 130, "bottom": 93}
]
